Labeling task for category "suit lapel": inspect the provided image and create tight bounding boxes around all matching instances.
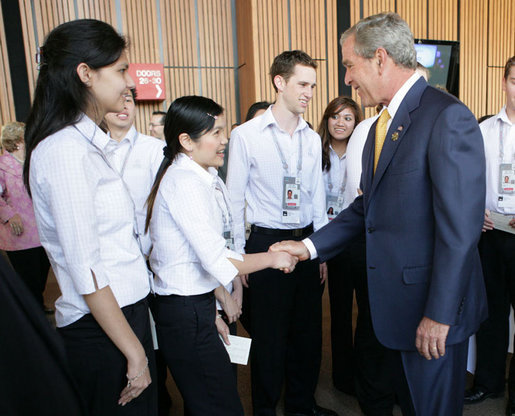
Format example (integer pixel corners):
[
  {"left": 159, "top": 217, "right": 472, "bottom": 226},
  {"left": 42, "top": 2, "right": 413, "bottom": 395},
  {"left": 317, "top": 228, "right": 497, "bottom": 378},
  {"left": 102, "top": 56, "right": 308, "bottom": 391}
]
[{"left": 366, "top": 78, "right": 427, "bottom": 203}]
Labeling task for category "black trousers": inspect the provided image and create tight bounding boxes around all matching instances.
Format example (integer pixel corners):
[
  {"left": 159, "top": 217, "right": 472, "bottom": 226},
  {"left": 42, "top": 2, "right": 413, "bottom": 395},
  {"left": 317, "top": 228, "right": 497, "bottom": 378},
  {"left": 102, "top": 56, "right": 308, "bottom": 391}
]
[
  {"left": 246, "top": 230, "right": 323, "bottom": 416},
  {"left": 6, "top": 246, "right": 50, "bottom": 309},
  {"left": 58, "top": 297, "right": 157, "bottom": 416},
  {"left": 474, "top": 229, "right": 515, "bottom": 395},
  {"left": 154, "top": 292, "right": 243, "bottom": 416},
  {"left": 328, "top": 233, "right": 395, "bottom": 415}
]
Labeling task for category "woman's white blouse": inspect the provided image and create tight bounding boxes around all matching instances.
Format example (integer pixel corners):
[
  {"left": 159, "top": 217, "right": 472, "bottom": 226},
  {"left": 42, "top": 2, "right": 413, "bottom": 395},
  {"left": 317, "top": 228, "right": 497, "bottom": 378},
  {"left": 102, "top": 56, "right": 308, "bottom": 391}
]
[
  {"left": 29, "top": 115, "right": 150, "bottom": 327},
  {"left": 149, "top": 153, "right": 242, "bottom": 296}
]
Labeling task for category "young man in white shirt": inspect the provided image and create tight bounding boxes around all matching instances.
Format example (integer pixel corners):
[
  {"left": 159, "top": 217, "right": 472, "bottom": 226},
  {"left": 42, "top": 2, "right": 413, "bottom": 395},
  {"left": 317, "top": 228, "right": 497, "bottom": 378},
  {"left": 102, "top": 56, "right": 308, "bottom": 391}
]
[
  {"left": 465, "top": 55, "right": 515, "bottom": 416},
  {"left": 104, "top": 91, "right": 169, "bottom": 415},
  {"left": 227, "top": 51, "right": 335, "bottom": 416}
]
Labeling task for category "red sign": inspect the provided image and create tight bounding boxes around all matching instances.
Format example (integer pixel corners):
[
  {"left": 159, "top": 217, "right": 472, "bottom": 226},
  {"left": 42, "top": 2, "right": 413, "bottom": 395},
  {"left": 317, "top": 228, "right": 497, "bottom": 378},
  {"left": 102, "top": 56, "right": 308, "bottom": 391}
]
[{"left": 128, "top": 63, "right": 166, "bottom": 101}]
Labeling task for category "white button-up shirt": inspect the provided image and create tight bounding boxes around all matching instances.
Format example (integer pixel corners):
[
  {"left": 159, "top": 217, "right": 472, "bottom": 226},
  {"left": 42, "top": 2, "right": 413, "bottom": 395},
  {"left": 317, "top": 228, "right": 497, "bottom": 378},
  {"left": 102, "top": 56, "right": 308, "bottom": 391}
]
[
  {"left": 227, "top": 106, "right": 328, "bottom": 253},
  {"left": 30, "top": 115, "right": 150, "bottom": 327},
  {"left": 481, "top": 106, "right": 515, "bottom": 215},
  {"left": 149, "top": 153, "right": 242, "bottom": 296},
  {"left": 343, "top": 115, "right": 378, "bottom": 207},
  {"left": 106, "top": 126, "right": 165, "bottom": 256},
  {"left": 323, "top": 146, "right": 347, "bottom": 205}
]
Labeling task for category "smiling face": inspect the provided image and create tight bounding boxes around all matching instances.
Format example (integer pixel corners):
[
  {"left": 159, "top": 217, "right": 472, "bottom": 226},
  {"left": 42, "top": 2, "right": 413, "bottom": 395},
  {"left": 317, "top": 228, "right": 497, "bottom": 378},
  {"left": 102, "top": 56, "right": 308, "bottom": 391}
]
[
  {"left": 277, "top": 64, "right": 317, "bottom": 116},
  {"left": 341, "top": 35, "right": 381, "bottom": 107},
  {"left": 327, "top": 106, "right": 356, "bottom": 141},
  {"left": 104, "top": 94, "right": 135, "bottom": 134},
  {"left": 86, "top": 51, "right": 135, "bottom": 117},
  {"left": 189, "top": 114, "right": 228, "bottom": 170}
]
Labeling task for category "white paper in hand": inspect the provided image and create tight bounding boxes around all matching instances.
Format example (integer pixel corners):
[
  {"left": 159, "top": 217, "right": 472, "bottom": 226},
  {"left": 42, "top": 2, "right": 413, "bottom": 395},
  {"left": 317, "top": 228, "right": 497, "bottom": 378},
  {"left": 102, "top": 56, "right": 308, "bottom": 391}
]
[{"left": 220, "top": 335, "right": 252, "bottom": 365}]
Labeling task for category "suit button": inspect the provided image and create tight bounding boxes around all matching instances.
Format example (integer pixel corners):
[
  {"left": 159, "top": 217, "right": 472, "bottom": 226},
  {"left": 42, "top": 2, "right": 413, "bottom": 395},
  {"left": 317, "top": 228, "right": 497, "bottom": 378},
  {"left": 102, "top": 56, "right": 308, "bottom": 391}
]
[
  {"left": 369, "top": 266, "right": 376, "bottom": 270},
  {"left": 367, "top": 227, "right": 375, "bottom": 233}
]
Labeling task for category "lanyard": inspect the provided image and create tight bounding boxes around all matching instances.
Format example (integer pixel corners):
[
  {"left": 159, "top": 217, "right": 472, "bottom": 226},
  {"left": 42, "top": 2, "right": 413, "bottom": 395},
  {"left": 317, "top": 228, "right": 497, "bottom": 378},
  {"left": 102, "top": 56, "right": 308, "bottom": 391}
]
[
  {"left": 271, "top": 126, "right": 303, "bottom": 176},
  {"left": 213, "top": 178, "right": 233, "bottom": 232},
  {"left": 327, "top": 151, "right": 347, "bottom": 196}
]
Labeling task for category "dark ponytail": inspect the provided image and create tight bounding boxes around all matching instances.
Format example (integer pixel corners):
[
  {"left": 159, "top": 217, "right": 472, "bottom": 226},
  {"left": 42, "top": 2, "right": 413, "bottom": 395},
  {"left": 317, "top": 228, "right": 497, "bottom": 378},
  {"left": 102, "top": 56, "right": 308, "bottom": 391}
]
[
  {"left": 24, "top": 19, "right": 127, "bottom": 191},
  {"left": 145, "top": 96, "right": 224, "bottom": 232}
]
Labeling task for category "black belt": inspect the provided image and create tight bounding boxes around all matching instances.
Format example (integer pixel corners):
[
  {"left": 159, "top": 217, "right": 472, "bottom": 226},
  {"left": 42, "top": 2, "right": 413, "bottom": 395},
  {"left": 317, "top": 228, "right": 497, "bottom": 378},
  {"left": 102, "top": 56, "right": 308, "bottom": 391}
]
[
  {"left": 157, "top": 290, "right": 214, "bottom": 300},
  {"left": 250, "top": 223, "right": 313, "bottom": 238}
]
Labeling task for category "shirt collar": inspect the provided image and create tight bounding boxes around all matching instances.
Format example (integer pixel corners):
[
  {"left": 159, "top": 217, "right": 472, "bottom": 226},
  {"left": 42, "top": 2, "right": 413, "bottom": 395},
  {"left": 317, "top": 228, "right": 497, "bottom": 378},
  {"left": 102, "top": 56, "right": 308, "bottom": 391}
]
[
  {"left": 496, "top": 106, "right": 513, "bottom": 126},
  {"left": 73, "top": 114, "right": 111, "bottom": 150},
  {"left": 259, "top": 105, "right": 308, "bottom": 134},
  {"left": 107, "top": 125, "right": 138, "bottom": 147},
  {"left": 175, "top": 153, "right": 219, "bottom": 187},
  {"left": 384, "top": 72, "right": 421, "bottom": 120},
  {"left": 329, "top": 144, "right": 346, "bottom": 160}
]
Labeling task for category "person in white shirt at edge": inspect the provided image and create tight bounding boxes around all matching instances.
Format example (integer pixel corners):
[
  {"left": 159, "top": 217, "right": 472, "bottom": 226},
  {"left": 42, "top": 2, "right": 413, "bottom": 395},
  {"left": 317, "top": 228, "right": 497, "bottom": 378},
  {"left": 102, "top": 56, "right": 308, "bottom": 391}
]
[
  {"left": 464, "top": 55, "right": 515, "bottom": 416},
  {"left": 145, "top": 95, "right": 298, "bottom": 416},
  {"left": 23, "top": 19, "right": 156, "bottom": 415},
  {"left": 104, "top": 89, "right": 171, "bottom": 415},
  {"left": 104, "top": 89, "right": 165, "bottom": 258},
  {"left": 227, "top": 51, "right": 336, "bottom": 416}
]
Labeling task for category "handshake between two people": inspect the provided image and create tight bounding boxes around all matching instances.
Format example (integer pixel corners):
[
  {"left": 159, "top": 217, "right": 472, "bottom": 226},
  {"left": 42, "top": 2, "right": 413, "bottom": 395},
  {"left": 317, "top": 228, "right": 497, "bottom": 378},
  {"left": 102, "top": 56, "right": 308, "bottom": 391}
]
[{"left": 267, "top": 240, "right": 311, "bottom": 274}]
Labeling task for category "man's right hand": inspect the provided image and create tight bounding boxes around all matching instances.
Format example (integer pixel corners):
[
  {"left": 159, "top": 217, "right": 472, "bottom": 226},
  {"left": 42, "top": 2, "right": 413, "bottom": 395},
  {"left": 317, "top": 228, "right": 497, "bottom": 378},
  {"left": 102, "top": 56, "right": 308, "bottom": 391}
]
[{"left": 269, "top": 240, "right": 310, "bottom": 261}]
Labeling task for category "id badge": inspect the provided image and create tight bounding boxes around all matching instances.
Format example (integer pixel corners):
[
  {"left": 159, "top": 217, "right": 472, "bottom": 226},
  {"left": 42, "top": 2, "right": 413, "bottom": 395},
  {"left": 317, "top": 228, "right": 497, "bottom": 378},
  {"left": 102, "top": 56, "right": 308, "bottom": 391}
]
[
  {"left": 326, "top": 194, "right": 344, "bottom": 221},
  {"left": 282, "top": 176, "right": 301, "bottom": 224},
  {"left": 223, "top": 229, "right": 235, "bottom": 251},
  {"left": 498, "top": 195, "right": 515, "bottom": 210},
  {"left": 283, "top": 176, "right": 301, "bottom": 209},
  {"left": 499, "top": 163, "right": 515, "bottom": 194}
]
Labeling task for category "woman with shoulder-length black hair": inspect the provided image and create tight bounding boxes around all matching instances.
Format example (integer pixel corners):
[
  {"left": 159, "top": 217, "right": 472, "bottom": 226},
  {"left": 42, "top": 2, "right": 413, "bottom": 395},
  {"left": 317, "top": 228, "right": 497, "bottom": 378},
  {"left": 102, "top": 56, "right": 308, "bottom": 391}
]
[
  {"left": 145, "top": 95, "right": 297, "bottom": 416},
  {"left": 25, "top": 19, "right": 156, "bottom": 415}
]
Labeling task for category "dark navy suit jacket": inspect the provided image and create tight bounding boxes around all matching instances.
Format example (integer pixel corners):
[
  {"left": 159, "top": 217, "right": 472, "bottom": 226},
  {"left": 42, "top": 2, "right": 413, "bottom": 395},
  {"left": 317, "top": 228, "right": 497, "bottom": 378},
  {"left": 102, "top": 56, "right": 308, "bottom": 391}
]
[{"left": 311, "top": 78, "right": 487, "bottom": 351}]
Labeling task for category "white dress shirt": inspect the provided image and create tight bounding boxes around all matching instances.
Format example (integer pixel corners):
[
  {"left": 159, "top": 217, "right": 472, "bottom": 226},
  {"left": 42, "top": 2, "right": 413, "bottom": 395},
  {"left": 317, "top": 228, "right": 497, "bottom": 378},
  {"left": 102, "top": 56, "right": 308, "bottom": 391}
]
[
  {"left": 480, "top": 106, "right": 515, "bottom": 215},
  {"left": 106, "top": 126, "right": 165, "bottom": 256},
  {"left": 305, "top": 72, "right": 422, "bottom": 259},
  {"left": 343, "top": 115, "right": 378, "bottom": 207},
  {"left": 29, "top": 115, "right": 151, "bottom": 327},
  {"left": 149, "top": 153, "right": 242, "bottom": 296},
  {"left": 227, "top": 106, "right": 328, "bottom": 253}
]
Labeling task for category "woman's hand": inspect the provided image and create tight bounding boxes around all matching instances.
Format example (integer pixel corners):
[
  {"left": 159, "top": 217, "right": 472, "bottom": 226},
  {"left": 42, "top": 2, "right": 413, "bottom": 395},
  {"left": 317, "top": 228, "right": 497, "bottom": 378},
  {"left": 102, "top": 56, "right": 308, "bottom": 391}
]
[
  {"left": 270, "top": 251, "right": 299, "bottom": 273},
  {"left": 215, "top": 285, "right": 241, "bottom": 323},
  {"left": 216, "top": 314, "right": 231, "bottom": 345},
  {"left": 118, "top": 353, "right": 152, "bottom": 406},
  {"left": 232, "top": 277, "right": 243, "bottom": 309},
  {"left": 8, "top": 214, "right": 24, "bottom": 236}
]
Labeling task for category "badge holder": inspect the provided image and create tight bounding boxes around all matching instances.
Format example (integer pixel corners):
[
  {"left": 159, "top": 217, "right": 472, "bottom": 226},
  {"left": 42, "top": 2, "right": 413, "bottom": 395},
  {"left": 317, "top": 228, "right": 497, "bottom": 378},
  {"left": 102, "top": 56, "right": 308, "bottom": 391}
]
[
  {"left": 498, "top": 163, "right": 515, "bottom": 210},
  {"left": 282, "top": 176, "right": 301, "bottom": 224}
]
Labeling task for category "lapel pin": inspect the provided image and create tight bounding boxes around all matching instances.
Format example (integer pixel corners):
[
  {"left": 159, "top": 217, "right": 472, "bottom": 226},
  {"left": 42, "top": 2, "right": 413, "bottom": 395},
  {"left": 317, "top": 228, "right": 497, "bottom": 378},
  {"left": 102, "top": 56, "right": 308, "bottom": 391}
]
[{"left": 391, "top": 125, "right": 403, "bottom": 141}]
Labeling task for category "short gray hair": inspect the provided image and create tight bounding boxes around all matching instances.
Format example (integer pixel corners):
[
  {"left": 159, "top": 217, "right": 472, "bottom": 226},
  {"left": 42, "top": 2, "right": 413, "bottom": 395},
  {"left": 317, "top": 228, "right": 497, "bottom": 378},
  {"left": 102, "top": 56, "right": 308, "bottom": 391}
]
[{"left": 340, "top": 13, "right": 417, "bottom": 70}]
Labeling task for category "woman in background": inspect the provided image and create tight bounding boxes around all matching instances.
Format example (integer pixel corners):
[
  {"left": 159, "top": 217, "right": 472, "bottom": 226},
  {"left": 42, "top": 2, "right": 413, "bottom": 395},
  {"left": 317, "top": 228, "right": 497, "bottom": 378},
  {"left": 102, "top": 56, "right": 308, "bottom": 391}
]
[
  {"left": 318, "top": 96, "right": 363, "bottom": 394},
  {"left": 146, "top": 95, "right": 297, "bottom": 416},
  {"left": 0, "top": 121, "right": 50, "bottom": 311},
  {"left": 24, "top": 19, "right": 155, "bottom": 415}
]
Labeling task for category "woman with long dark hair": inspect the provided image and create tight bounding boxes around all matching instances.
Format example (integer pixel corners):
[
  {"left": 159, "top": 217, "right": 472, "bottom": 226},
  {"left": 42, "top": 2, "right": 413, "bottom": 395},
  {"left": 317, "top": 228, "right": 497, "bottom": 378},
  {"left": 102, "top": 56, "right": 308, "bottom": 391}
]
[
  {"left": 317, "top": 96, "right": 364, "bottom": 395},
  {"left": 145, "top": 95, "right": 297, "bottom": 415},
  {"left": 24, "top": 19, "right": 156, "bottom": 415}
]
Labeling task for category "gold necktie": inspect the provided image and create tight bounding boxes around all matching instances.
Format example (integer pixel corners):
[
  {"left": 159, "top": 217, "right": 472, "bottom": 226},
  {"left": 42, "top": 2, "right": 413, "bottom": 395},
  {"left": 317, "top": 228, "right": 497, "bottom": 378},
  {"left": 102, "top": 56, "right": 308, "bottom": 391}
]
[{"left": 374, "top": 109, "right": 391, "bottom": 173}]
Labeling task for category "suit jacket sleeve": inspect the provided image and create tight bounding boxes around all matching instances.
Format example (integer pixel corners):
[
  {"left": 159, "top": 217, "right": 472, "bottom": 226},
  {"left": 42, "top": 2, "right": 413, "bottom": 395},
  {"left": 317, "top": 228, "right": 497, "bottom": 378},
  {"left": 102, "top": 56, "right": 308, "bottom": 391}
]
[{"left": 424, "top": 102, "right": 486, "bottom": 325}]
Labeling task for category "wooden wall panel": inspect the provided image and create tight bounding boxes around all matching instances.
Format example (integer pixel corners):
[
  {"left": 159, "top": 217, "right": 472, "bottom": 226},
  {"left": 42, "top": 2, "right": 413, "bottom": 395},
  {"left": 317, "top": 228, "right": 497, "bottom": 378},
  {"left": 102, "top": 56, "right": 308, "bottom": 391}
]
[
  {"left": 460, "top": 0, "right": 488, "bottom": 117},
  {"left": 488, "top": 0, "right": 514, "bottom": 68},
  {"left": 397, "top": 0, "right": 427, "bottom": 39},
  {"left": 428, "top": 0, "right": 458, "bottom": 40},
  {"left": 0, "top": 4, "right": 16, "bottom": 125}
]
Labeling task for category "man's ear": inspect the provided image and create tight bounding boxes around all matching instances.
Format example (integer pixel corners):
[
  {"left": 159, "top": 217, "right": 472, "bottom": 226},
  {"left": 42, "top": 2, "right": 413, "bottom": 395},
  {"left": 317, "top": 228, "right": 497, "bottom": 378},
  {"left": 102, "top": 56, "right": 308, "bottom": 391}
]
[
  {"left": 274, "top": 74, "right": 285, "bottom": 92},
  {"left": 178, "top": 133, "right": 194, "bottom": 152},
  {"left": 375, "top": 47, "right": 388, "bottom": 74},
  {"left": 76, "top": 62, "right": 93, "bottom": 86}
]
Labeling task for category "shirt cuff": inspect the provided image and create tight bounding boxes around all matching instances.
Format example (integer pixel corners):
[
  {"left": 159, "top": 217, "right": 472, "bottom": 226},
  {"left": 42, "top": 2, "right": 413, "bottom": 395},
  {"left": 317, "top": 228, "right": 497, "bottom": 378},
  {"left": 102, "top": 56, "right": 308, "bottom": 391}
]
[{"left": 302, "top": 238, "right": 318, "bottom": 260}]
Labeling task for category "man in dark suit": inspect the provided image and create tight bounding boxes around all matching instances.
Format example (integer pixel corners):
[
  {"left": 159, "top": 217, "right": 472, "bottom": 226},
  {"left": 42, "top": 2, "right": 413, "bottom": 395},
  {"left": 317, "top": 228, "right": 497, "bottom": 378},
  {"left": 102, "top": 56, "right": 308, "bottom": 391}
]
[{"left": 271, "top": 12, "right": 487, "bottom": 416}]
